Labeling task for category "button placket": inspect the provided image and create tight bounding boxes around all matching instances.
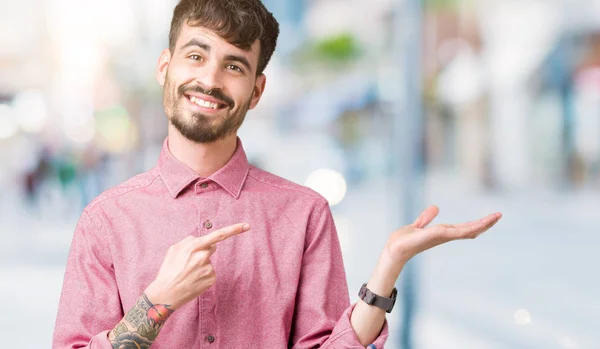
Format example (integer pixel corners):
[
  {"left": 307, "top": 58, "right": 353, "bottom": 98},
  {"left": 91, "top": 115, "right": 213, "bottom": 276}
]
[
  {"left": 201, "top": 286, "right": 217, "bottom": 346},
  {"left": 197, "top": 192, "right": 218, "bottom": 347}
]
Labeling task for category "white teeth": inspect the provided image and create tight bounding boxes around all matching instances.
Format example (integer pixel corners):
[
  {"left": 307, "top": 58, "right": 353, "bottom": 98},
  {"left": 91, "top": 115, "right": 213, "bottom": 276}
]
[{"left": 189, "top": 96, "right": 219, "bottom": 109}]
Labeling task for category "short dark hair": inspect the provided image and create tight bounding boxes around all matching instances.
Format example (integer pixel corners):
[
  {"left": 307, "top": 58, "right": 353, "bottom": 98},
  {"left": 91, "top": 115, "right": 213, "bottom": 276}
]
[{"left": 169, "top": 0, "right": 280, "bottom": 76}]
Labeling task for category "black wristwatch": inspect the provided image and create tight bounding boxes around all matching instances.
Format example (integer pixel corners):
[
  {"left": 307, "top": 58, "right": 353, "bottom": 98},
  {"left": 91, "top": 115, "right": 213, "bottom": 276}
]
[{"left": 358, "top": 283, "right": 398, "bottom": 313}]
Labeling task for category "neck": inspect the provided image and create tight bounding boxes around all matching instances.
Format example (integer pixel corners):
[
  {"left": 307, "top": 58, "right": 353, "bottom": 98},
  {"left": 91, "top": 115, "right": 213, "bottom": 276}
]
[{"left": 167, "top": 124, "right": 238, "bottom": 178}]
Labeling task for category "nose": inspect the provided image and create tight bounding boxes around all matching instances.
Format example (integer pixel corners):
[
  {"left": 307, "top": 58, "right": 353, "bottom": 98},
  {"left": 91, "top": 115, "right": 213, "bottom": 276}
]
[{"left": 195, "top": 60, "right": 224, "bottom": 92}]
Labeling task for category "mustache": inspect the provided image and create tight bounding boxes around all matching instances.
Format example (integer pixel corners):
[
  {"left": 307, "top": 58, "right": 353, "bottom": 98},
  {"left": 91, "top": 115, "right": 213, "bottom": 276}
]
[{"left": 179, "top": 84, "right": 234, "bottom": 108}]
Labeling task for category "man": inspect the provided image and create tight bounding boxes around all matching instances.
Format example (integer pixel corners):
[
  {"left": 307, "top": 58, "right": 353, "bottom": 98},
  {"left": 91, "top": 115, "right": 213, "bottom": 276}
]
[{"left": 52, "top": 0, "right": 502, "bottom": 348}]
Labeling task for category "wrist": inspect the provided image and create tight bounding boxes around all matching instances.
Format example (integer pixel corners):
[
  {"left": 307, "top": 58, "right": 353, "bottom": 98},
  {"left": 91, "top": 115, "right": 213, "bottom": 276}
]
[
  {"left": 367, "top": 252, "right": 405, "bottom": 296},
  {"left": 145, "top": 281, "right": 180, "bottom": 310}
]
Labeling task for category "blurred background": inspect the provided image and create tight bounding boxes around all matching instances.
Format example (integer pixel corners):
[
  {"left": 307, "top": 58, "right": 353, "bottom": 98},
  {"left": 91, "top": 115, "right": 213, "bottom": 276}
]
[{"left": 1, "top": 0, "right": 599, "bottom": 348}]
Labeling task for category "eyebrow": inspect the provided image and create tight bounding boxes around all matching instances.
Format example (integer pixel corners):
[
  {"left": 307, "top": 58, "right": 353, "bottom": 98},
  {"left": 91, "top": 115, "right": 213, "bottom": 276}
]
[
  {"left": 180, "top": 38, "right": 254, "bottom": 73},
  {"left": 180, "top": 38, "right": 211, "bottom": 52}
]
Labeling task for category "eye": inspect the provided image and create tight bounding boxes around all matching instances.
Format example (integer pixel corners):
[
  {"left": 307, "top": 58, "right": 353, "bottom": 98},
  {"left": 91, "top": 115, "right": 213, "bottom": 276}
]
[
  {"left": 189, "top": 54, "right": 202, "bottom": 61},
  {"left": 227, "top": 64, "right": 243, "bottom": 73}
]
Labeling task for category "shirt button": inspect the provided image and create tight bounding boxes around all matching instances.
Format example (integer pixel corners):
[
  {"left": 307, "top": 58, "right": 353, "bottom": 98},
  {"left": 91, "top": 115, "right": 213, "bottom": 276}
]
[
  {"left": 206, "top": 335, "right": 215, "bottom": 343},
  {"left": 200, "top": 182, "right": 209, "bottom": 189},
  {"left": 204, "top": 221, "right": 213, "bottom": 229}
]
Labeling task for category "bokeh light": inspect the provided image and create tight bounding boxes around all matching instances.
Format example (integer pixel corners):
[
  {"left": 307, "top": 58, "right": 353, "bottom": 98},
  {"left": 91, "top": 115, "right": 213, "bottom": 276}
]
[
  {"left": 63, "top": 117, "right": 96, "bottom": 145},
  {"left": 0, "top": 104, "right": 19, "bottom": 140},
  {"left": 514, "top": 309, "right": 532, "bottom": 325},
  {"left": 305, "top": 168, "right": 348, "bottom": 206},
  {"left": 12, "top": 90, "right": 48, "bottom": 133}
]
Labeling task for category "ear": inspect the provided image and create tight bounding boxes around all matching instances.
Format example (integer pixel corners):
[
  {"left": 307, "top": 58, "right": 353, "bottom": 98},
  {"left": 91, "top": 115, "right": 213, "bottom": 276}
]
[
  {"left": 156, "top": 49, "right": 172, "bottom": 86},
  {"left": 249, "top": 74, "right": 267, "bottom": 110}
]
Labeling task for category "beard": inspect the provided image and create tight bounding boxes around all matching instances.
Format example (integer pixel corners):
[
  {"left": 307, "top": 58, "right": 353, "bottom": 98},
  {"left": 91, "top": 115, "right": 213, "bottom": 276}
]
[{"left": 164, "top": 75, "right": 253, "bottom": 144}]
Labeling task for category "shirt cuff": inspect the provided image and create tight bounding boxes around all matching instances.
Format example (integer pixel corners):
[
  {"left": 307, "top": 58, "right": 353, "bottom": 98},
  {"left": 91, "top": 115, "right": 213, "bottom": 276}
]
[
  {"left": 325, "top": 303, "right": 389, "bottom": 348},
  {"left": 88, "top": 330, "right": 114, "bottom": 349}
]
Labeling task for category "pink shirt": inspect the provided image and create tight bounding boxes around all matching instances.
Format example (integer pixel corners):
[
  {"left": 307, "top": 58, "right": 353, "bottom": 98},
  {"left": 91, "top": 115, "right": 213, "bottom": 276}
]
[{"left": 53, "top": 138, "right": 388, "bottom": 348}]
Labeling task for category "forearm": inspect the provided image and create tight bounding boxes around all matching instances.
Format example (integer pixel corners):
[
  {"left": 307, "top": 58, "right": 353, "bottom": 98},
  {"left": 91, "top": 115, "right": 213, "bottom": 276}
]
[
  {"left": 350, "top": 253, "right": 404, "bottom": 346},
  {"left": 107, "top": 291, "right": 174, "bottom": 348}
]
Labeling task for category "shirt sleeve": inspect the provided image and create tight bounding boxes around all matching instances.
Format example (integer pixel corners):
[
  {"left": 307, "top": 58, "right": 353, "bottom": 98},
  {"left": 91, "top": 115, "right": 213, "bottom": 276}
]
[
  {"left": 290, "top": 200, "right": 389, "bottom": 349},
  {"left": 52, "top": 210, "right": 123, "bottom": 349}
]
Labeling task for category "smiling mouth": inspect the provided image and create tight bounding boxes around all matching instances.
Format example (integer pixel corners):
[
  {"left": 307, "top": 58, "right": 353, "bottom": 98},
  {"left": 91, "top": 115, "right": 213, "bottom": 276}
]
[{"left": 185, "top": 95, "right": 228, "bottom": 110}]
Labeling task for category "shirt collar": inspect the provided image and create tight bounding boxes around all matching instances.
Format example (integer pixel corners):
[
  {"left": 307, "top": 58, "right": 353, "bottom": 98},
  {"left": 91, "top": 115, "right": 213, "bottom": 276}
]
[{"left": 158, "top": 137, "right": 250, "bottom": 199}]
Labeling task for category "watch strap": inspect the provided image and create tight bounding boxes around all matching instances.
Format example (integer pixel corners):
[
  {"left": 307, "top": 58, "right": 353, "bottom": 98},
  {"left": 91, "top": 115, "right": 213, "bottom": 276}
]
[{"left": 358, "top": 283, "right": 397, "bottom": 313}]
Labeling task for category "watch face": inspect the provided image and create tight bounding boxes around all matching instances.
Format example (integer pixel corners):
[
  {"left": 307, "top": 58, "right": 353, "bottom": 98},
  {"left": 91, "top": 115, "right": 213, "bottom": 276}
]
[{"left": 387, "top": 288, "right": 398, "bottom": 313}]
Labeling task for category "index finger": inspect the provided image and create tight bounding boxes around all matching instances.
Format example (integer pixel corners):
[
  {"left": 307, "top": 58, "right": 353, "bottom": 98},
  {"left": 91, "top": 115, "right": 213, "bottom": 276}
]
[{"left": 195, "top": 223, "right": 251, "bottom": 248}]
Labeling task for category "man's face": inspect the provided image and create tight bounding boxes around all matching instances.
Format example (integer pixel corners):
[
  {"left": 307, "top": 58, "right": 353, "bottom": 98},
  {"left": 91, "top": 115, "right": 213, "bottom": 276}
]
[{"left": 157, "top": 24, "right": 266, "bottom": 143}]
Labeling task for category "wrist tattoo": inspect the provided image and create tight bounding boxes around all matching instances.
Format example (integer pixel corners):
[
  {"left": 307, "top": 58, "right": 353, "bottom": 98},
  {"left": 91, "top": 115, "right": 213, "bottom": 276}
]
[{"left": 110, "top": 293, "right": 174, "bottom": 349}]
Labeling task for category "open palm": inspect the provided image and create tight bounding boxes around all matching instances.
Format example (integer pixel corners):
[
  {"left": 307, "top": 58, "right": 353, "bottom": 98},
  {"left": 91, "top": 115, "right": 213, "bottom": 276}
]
[{"left": 385, "top": 206, "right": 503, "bottom": 265}]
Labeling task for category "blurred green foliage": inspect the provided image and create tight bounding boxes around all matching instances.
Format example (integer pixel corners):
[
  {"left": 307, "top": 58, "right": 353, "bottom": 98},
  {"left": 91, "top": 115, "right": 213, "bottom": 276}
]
[
  {"left": 424, "top": 0, "right": 464, "bottom": 10},
  {"left": 293, "top": 32, "right": 362, "bottom": 71},
  {"left": 312, "top": 33, "right": 361, "bottom": 61}
]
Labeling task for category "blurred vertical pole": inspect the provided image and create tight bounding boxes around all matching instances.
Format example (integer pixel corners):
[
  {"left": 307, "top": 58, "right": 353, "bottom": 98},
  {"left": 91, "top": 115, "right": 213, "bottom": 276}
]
[
  {"left": 393, "top": 0, "right": 424, "bottom": 348},
  {"left": 550, "top": 36, "right": 575, "bottom": 188},
  {"left": 561, "top": 79, "right": 575, "bottom": 188}
]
